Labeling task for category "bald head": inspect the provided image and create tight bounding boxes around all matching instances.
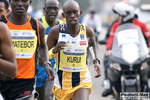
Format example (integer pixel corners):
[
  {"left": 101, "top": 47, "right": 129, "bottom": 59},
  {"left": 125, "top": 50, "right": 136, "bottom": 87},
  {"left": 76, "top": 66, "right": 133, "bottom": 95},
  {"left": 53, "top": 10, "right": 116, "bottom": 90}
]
[
  {"left": 45, "top": 0, "right": 59, "bottom": 7},
  {"left": 62, "top": 0, "right": 82, "bottom": 26},
  {"left": 44, "top": 0, "right": 59, "bottom": 22},
  {"left": 63, "top": 0, "right": 80, "bottom": 12}
]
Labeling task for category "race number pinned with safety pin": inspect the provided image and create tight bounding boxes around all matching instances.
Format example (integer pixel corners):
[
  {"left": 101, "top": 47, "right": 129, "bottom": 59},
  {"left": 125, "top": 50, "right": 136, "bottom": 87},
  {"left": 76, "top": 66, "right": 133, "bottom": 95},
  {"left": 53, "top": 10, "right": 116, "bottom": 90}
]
[{"left": 117, "top": 29, "right": 139, "bottom": 46}]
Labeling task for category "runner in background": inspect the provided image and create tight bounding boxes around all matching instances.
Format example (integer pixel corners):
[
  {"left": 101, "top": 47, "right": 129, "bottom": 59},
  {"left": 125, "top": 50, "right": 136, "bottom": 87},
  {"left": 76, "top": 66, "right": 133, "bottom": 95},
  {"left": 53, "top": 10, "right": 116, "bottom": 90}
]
[
  {"left": 36, "top": 0, "right": 63, "bottom": 100},
  {"left": 0, "top": 0, "right": 11, "bottom": 17}
]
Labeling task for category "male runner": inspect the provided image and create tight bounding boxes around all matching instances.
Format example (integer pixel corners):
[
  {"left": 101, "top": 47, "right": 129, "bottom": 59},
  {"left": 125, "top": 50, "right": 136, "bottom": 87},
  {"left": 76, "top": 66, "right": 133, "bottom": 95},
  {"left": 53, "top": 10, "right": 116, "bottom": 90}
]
[
  {"left": 0, "top": 22, "right": 17, "bottom": 81},
  {"left": 0, "top": 22, "right": 17, "bottom": 100},
  {"left": 0, "top": 1, "right": 13, "bottom": 99},
  {"left": 36, "top": 0, "right": 63, "bottom": 100},
  {"left": 0, "top": 0, "right": 10, "bottom": 17},
  {"left": 0, "top": 0, "right": 54, "bottom": 100},
  {"left": 47, "top": 0, "right": 101, "bottom": 100}
]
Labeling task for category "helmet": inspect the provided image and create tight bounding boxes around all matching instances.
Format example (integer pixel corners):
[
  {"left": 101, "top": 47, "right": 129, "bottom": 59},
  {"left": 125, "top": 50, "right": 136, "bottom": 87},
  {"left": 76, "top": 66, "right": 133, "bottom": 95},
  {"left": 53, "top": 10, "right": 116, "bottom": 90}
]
[{"left": 113, "top": 1, "right": 135, "bottom": 22}]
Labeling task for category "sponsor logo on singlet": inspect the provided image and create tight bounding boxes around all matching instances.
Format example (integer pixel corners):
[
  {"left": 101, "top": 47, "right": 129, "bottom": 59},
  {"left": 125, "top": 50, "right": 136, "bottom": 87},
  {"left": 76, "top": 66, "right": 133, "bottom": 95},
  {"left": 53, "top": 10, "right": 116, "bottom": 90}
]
[
  {"left": 80, "top": 34, "right": 85, "bottom": 40},
  {"left": 80, "top": 41, "right": 87, "bottom": 46}
]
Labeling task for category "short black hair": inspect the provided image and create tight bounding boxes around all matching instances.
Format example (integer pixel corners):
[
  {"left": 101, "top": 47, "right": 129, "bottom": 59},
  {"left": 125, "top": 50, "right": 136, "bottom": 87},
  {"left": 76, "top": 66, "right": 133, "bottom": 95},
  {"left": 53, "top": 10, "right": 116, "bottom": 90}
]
[
  {"left": 90, "top": 10, "right": 95, "bottom": 14},
  {"left": 0, "top": 0, "right": 9, "bottom": 9}
]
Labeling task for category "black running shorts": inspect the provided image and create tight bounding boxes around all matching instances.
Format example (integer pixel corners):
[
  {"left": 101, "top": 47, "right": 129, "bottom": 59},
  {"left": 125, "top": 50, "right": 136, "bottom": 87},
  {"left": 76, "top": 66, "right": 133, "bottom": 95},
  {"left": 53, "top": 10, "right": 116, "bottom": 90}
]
[{"left": 0, "top": 77, "right": 38, "bottom": 100}]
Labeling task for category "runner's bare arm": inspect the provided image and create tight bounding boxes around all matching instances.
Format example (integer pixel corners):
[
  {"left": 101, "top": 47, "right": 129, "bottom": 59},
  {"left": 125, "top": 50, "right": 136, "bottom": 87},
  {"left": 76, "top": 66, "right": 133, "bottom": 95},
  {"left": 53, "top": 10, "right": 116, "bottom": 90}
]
[
  {"left": 47, "top": 25, "right": 67, "bottom": 54},
  {"left": 86, "top": 26, "right": 101, "bottom": 78},
  {"left": 38, "top": 21, "right": 55, "bottom": 81},
  {"left": 0, "top": 22, "right": 17, "bottom": 79},
  {"left": 86, "top": 26, "right": 97, "bottom": 56},
  {"left": 47, "top": 25, "right": 59, "bottom": 50}
]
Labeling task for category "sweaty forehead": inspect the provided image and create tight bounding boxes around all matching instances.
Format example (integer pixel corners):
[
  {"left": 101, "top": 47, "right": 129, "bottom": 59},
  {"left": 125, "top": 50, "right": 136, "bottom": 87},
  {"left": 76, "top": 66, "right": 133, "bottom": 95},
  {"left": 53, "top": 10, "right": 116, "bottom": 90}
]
[
  {"left": 45, "top": 0, "right": 59, "bottom": 7},
  {"left": 63, "top": 1, "right": 80, "bottom": 12}
]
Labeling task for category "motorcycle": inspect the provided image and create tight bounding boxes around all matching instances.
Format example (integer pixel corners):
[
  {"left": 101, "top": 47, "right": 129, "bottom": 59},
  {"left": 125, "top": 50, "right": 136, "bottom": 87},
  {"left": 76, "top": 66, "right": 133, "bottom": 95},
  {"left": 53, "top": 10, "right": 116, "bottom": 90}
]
[{"left": 99, "top": 23, "right": 150, "bottom": 100}]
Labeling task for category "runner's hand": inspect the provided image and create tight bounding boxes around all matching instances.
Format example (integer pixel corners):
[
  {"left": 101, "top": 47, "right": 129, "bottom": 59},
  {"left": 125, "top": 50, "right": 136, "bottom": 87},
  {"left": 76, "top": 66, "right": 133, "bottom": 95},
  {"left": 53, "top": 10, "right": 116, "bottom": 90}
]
[
  {"left": 45, "top": 64, "right": 55, "bottom": 81},
  {"left": 94, "top": 62, "right": 101, "bottom": 78},
  {"left": 53, "top": 41, "right": 67, "bottom": 54}
]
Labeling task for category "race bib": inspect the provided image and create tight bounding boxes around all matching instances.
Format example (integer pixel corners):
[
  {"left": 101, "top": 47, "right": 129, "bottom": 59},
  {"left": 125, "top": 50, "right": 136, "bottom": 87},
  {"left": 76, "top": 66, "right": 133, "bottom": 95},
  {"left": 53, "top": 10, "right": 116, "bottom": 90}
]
[
  {"left": 59, "top": 46, "right": 87, "bottom": 72},
  {"left": 10, "top": 30, "right": 37, "bottom": 59}
]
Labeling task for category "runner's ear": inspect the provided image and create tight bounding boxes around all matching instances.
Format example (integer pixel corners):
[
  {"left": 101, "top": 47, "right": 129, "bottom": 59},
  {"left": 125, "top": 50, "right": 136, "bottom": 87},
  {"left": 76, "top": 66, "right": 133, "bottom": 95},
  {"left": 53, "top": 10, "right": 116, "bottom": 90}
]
[
  {"left": 62, "top": 13, "right": 65, "bottom": 18},
  {"left": 29, "top": 0, "right": 32, "bottom": 4},
  {"left": 7, "top": 8, "right": 11, "bottom": 14},
  {"left": 80, "top": 10, "right": 82, "bottom": 16}
]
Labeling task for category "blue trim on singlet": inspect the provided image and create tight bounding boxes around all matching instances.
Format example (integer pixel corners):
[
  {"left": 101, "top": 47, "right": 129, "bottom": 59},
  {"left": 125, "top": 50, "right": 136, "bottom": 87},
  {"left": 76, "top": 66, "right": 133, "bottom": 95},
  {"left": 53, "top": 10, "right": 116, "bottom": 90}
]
[
  {"left": 36, "top": 20, "right": 56, "bottom": 87},
  {"left": 45, "top": 27, "right": 51, "bottom": 35},
  {"left": 59, "top": 24, "right": 68, "bottom": 33}
]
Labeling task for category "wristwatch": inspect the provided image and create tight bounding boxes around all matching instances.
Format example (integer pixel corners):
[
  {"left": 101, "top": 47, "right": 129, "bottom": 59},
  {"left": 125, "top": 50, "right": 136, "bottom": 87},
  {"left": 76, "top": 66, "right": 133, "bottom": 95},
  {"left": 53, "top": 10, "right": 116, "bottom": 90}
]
[
  {"left": 43, "top": 61, "right": 51, "bottom": 67},
  {"left": 93, "top": 58, "right": 100, "bottom": 64}
]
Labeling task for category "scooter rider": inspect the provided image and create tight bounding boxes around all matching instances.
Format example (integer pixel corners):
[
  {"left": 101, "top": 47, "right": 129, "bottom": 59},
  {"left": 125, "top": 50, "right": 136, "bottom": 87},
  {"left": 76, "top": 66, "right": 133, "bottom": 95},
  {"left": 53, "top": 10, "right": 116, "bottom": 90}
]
[{"left": 102, "top": 1, "right": 150, "bottom": 97}]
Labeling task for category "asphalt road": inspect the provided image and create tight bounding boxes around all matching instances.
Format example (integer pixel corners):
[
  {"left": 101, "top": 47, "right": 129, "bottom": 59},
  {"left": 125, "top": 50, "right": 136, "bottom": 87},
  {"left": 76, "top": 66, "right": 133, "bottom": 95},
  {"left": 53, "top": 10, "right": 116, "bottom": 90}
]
[{"left": 88, "top": 27, "right": 115, "bottom": 100}]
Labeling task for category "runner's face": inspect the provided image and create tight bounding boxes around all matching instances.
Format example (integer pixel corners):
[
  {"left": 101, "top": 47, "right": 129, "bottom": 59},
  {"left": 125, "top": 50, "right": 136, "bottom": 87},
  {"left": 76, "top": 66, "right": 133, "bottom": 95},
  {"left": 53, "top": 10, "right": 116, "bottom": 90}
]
[
  {"left": 0, "top": 2, "right": 7, "bottom": 17},
  {"left": 44, "top": 0, "right": 59, "bottom": 21},
  {"left": 9, "top": 0, "right": 31, "bottom": 16},
  {"left": 63, "top": 4, "right": 81, "bottom": 26}
]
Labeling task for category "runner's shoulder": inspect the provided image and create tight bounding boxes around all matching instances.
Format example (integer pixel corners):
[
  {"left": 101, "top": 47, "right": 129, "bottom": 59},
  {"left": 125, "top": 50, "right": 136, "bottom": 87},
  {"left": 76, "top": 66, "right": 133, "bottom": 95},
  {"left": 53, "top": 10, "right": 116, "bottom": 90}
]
[
  {"left": 85, "top": 25, "right": 94, "bottom": 37},
  {"left": 0, "top": 22, "right": 9, "bottom": 34},
  {"left": 37, "top": 20, "right": 45, "bottom": 31},
  {"left": 49, "top": 24, "right": 60, "bottom": 35}
]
